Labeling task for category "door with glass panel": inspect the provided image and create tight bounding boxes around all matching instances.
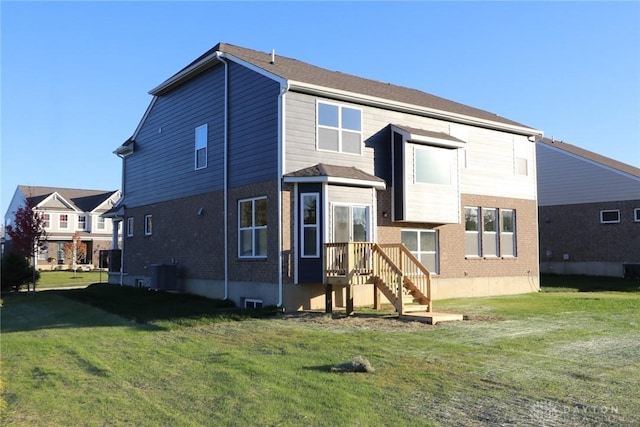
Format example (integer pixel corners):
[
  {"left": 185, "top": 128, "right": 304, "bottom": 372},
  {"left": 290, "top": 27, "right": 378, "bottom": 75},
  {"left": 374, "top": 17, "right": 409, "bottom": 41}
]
[{"left": 332, "top": 205, "right": 369, "bottom": 243}]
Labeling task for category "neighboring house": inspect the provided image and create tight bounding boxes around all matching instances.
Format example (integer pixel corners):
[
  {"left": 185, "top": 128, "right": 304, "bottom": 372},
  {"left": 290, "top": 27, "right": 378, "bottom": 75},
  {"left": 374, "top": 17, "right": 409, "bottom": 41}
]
[
  {"left": 536, "top": 138, "right": 640, "bottom": 277},
  {"left": 113, "top": 42, "right": 542, "bottom": 312},
  {"left": 4, "top": 186, "right": 122, "bottom": 269}
]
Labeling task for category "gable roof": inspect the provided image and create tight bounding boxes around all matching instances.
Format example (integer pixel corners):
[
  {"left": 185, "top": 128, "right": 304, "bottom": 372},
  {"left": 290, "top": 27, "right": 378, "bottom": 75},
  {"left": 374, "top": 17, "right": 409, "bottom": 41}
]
[
  {"left": 537, "top": 138, "right": 640, "bottom": 179},
  {"left": 151, "top": 42, "right": 540, "bottom": 136},
  {"left": 17, "top": 186, "right": 120, "bottom": 213}
]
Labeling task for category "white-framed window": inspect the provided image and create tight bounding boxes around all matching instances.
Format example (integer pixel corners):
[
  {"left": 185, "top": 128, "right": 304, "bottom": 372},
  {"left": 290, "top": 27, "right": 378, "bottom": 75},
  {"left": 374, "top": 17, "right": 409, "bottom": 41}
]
[
  {"left": 401, "top": 229, "right": 439, "bottom": 274},
  {"left": 482, "top": 208, "right": 498, "bottom": 257},
  {"left": 317, "top": 101, "right": 362, "bottom": 154},
  {"left": 500, "top": 209, "right": 516, "bottom": 257},
  {"left": 97, "top": 216, "right": 106, "bottom": 230},
  {"left": 244, "top": 298, "right": 263, "bottom": 309},
  {"left": 414, "top": 145, "right": 453, "bottom": 185},
  {"left": 127, "top": 217, "right": 134, "bottom": 237},
  {"left": 239, "top": 197, "right": 267, "bottom": 258},
  {"left": 77, "top": 215, "right": 87, "bottom": 230},
  {"left": 634, "top": 208, "right": 640, "bottom": 222},
  {"left": 38, "top": 244, "right": 49, "bottom": 261},
  {"left": 464, "top": 207, "right": 480, "bottom": 257},
  {"left": 41, "top": 213, "right": 51, "bottom": 229},
  {"left": 301, "top": 193, "right": 319, "bottom": 258},
  {"left": 144, "top": 215, "right": 152, "bottom": 236},
  {"left": 59, "top": 214, "right": 69, "bottom": 229},
  {"left": 195, "top": 124, "right": 208, "bottom": 170},
  {"left": 600, "top": 210, "right": 620, "bottom": 224}
]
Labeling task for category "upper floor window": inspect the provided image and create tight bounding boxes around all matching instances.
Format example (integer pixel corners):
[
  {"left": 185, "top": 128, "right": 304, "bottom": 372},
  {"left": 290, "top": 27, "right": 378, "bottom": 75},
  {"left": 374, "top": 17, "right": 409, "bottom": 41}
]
[
  {"left": 41, "top": 213, "right": 51, "bottom": 229},
  {"left": 415, "top": 145, "right": 453, "bottom": 185},
  {"left": 144, "top": 215, "right": 153, "bottom": 236},
  {"left": 600, "top": 210, "right": 620, "bottom": 224},
  {"left": 59, "top": 214, "right": 69, "bottom": 229},
  {"left": 77, "top": 215, "right": 87, "bottom": 230},
  {"left": 127, "top": 217, "right": 134, "bottom": 237},
  {"left": 317, "top": 101, "right": 362, "bottom": 154},
  {"left": 195, "top": 124, "right": 208, "bottom": 170},
  {"left": 239, "top": 197, "right": 267, "bottom": 258},
  {"left": 97, "top": 216, "right": 106, "bottom": 230}
]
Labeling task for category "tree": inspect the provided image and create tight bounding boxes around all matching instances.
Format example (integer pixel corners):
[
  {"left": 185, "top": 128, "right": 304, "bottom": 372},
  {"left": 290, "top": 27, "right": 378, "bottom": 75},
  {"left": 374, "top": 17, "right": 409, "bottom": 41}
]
[
  {"left": 1, "top": 252, "right": 40, "bottom": 293},
  {"left": 5, "top": 199, "right": 47, "bottom": 293},
  {"left": 63, "top": 232, "right": 87, "bottom": 274}
]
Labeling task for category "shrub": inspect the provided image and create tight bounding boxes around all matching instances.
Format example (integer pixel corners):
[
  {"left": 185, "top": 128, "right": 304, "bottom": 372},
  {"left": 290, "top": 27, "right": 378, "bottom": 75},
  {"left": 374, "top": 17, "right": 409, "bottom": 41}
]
[{"left": 1, "top": 252, "right": 40, "bottom": 292}]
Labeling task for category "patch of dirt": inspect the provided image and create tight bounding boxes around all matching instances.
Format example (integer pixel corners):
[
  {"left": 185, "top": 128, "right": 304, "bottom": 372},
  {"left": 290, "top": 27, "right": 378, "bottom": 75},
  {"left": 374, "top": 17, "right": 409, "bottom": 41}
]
[{"left": 275, "top": 311, "right": 437, "bottom": 331}]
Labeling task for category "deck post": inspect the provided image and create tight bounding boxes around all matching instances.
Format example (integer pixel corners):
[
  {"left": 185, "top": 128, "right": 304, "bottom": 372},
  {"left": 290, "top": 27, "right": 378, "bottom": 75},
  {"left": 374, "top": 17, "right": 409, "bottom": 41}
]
[
  {"left": 373, "top": 285, "right": 381, "bottom": 310},
  {"left": 346, "top": 284, "right": 354, "bottom": 316},
  {"left": 325, "top": 283, "right": 333, "bottom": 314}
]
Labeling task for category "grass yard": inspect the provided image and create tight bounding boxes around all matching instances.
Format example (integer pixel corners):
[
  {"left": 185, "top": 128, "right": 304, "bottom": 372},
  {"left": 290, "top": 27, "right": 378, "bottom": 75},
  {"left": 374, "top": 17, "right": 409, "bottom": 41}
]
[
  {"left": 35, "top": 270, "right": 107, "bottom": 289},
  {"left": 1, "top": 276, "right": 639, "bottom": 426}
]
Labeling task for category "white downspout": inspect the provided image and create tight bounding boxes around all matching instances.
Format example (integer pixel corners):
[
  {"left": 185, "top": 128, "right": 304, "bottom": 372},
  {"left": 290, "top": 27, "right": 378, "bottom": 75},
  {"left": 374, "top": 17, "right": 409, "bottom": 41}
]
[
  {"left": 277, "top": 81, "right": 289, "bottom": 308},
  {"left": 216, "top": 52, "right": 230, "bottom": 300}
]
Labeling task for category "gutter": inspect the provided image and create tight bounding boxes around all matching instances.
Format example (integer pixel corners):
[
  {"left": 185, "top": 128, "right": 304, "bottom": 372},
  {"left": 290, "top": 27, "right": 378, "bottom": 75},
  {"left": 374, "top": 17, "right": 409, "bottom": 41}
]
[
  {"left": 215, "top": 52, "right": 230, "bottom": 301},
  {"left": 276, "top": 80, "right": 290, "bottom": 308}
]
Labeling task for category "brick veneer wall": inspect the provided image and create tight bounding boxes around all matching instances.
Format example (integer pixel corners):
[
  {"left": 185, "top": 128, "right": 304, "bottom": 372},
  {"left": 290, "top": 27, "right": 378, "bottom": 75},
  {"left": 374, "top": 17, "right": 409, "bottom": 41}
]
[
  {"left": 539, "top": 200, "right": 640, "bottom": 263},
  {"left": 376, "top": 189, "right": 539, "bottom": 279}
]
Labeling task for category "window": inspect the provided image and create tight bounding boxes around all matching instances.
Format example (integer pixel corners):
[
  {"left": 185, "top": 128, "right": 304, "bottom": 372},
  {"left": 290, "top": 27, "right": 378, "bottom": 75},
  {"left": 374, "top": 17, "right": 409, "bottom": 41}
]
[
  {"left": 38, "top": 244, "right": 49, "bottom": 261},
  {"left": 127, "top": 217, "right": 134, "bottom": 237},
  {"left": 144, "top": 215, "right": 152, "bottom": 236},
  {"left": 482, "top": 208, "right": 498, "bottom": 257},
  {"left": 195, "top": 124, "right": 208, "bottom": 170},
  {"left": 600, "top": 210, "right": 620, "bottom": 224},
  {"left": 244, "top": 299, "right": 263, "bottom": 309},
  {"left": 401, "top": 229, "right": 439, "bottom": 274},
  {"left": 333, "top": 205, "right": 369, "bottom": 242},
  {"left": 317, "top": 102, "right": 362, "bottom": 154},
  {"left": 415, "top": 146, "right": 452, "bottom": 185},
  {"left": 97, "top": 216, "right": 106, "bottom": 230},
  {"left": 500, "top": 209, "right": 516, "bottom": 257},
  {"left": 301, "top": 193, "right": 319, "bottom": 257},
  {"left": 59, "top": 214, "right": 69, "bottom": 229},
  {"left": 41, "top": 213, "right": 51, "bottom": 229},
  {"left": 464, "top": 207, "right": 480, "bottom": 257},
  {"left": 635, "top": 208, "right": 640, "bottom": 222},
  {"left": 77, "top": 215, "right": 87, "bottom": 230},
  {"left": 239, "top": 197, "right": 267, "bottom": 258}
]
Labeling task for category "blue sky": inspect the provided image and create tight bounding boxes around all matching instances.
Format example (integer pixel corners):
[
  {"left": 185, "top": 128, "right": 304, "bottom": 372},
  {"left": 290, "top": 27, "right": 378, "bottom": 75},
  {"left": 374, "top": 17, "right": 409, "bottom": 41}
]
[{"left": 2, "top": 1, "right": 639, "bottom": 217}]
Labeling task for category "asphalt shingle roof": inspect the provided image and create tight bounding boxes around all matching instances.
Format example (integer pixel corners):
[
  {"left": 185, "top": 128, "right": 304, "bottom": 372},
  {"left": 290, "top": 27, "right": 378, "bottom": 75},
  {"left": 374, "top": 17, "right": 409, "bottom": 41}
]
[
  {"left": 284, "top": 163, "right": 386, "bottom": 185},
  {"left": 18, "top": 186, "right": 119, "bottom": 212},
  {"left": 159, "top": 42, "right": 536, "bottom": 131}
]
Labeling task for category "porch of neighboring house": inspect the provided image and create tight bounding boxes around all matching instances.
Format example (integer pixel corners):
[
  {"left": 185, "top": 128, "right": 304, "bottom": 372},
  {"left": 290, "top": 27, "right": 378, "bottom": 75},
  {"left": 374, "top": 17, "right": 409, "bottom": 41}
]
[{"left": 324, "top": 242, "right": 463, "bottom": 325}]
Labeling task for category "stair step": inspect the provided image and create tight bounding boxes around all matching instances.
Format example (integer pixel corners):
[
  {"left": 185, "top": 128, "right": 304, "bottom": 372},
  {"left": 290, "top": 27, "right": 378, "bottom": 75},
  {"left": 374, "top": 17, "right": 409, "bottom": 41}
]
[{"left": 402, "top": 304, "right": 430, "bottom": 313}]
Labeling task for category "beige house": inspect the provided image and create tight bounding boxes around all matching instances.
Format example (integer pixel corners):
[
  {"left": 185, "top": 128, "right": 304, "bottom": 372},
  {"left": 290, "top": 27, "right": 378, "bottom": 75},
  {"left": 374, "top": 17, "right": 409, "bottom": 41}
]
[{"left": 4, "top": 186, "right": 121, "bottom": 269}]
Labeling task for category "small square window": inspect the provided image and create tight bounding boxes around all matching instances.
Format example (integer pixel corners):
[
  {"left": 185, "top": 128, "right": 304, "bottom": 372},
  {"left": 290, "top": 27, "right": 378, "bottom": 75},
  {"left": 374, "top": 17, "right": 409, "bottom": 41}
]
[
  {"left": 144, "top": 215, "right": 152, "bottom": 236},
  {"left": 634, "top": 208, "right": 640, "bottom": 222},
  {"left": 244, "top": 299, "right": 263, "bottom": 309},
  {"left": 600, "top": 210, "right": 620, "bottom": 224}
]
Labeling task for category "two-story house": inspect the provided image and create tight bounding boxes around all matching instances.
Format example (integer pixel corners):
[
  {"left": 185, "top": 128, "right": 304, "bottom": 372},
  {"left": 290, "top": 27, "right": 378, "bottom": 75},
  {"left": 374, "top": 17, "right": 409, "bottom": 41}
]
[
  {"left": 4, "top": 186, "right": 121, "bottom": 269},
  {"left": 536, "top": 138, "right": 640, "bottom": 277},
  {"left": 113, "top": 42, "right": 542, "bottom": 312}
]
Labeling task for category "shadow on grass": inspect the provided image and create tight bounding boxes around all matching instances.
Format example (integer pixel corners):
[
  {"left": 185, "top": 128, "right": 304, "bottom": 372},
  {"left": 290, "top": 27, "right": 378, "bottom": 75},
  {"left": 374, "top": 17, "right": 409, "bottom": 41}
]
[
  {"left": 541, "top": 274, "right": 640, "bottom": 293},
  {"left": 2, "top": 283, "right": 280, "bottom": 333}
]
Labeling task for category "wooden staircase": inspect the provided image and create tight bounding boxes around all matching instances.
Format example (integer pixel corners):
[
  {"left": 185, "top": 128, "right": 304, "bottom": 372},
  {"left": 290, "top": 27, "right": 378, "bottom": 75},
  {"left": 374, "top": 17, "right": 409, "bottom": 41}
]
[{"left": 325, "top": 242, "right": 433, "bottom": 316}]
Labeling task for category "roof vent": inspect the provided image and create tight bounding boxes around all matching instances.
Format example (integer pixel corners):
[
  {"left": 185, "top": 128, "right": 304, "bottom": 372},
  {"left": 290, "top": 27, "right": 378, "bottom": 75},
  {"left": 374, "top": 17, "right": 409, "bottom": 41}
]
[{"left": 270, "top": 49, "right": 275, "bottom": 64}]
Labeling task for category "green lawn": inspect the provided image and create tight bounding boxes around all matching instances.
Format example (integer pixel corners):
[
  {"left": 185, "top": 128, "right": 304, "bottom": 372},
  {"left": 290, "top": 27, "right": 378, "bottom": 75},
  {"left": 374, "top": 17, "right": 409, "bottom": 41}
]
[
  {"left": 35, "top": 270, "right": 107, "bottom": 289},
  {"left": 2, "top": 276, "right": 639, "bottom": 426}
]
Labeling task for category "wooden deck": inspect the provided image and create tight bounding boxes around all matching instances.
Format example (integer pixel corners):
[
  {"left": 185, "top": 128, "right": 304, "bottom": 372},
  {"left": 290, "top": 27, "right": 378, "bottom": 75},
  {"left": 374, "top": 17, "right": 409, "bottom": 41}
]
[{"left": 400, "top": 312, "right": 464, "bottom": 325}]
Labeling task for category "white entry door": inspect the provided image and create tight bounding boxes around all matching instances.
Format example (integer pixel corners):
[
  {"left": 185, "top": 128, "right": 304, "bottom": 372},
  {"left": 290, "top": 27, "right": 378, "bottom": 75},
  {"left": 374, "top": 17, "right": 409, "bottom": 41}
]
[{"left": 332, "top": 205, "right": 369, "bottom": 243}]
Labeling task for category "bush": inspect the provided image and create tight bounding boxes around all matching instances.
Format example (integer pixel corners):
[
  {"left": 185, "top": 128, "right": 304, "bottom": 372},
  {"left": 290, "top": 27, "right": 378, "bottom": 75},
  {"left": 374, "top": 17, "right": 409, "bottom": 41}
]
[{"left": 1, "top": 252, "right": 40, "bottom": 292}]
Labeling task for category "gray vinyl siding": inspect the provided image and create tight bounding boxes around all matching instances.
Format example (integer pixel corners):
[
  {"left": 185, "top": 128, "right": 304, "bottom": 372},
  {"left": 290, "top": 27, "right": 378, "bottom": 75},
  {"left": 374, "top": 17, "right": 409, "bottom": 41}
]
[
  {"left": 124, "top": 61, "right": 280, "bottom": 208},
  {"left": 536, "top": 143, "right": 640, "bottom": 206},
  {"left": 284, "top": 91, "right": 536, "bottom": 202}
]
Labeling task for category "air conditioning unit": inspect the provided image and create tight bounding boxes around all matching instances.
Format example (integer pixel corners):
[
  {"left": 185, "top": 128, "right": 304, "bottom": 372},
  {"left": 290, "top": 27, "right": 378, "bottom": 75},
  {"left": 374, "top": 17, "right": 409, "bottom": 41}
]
[{"left": 150, "top": 264, "right": 178, "bottom": 290}]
